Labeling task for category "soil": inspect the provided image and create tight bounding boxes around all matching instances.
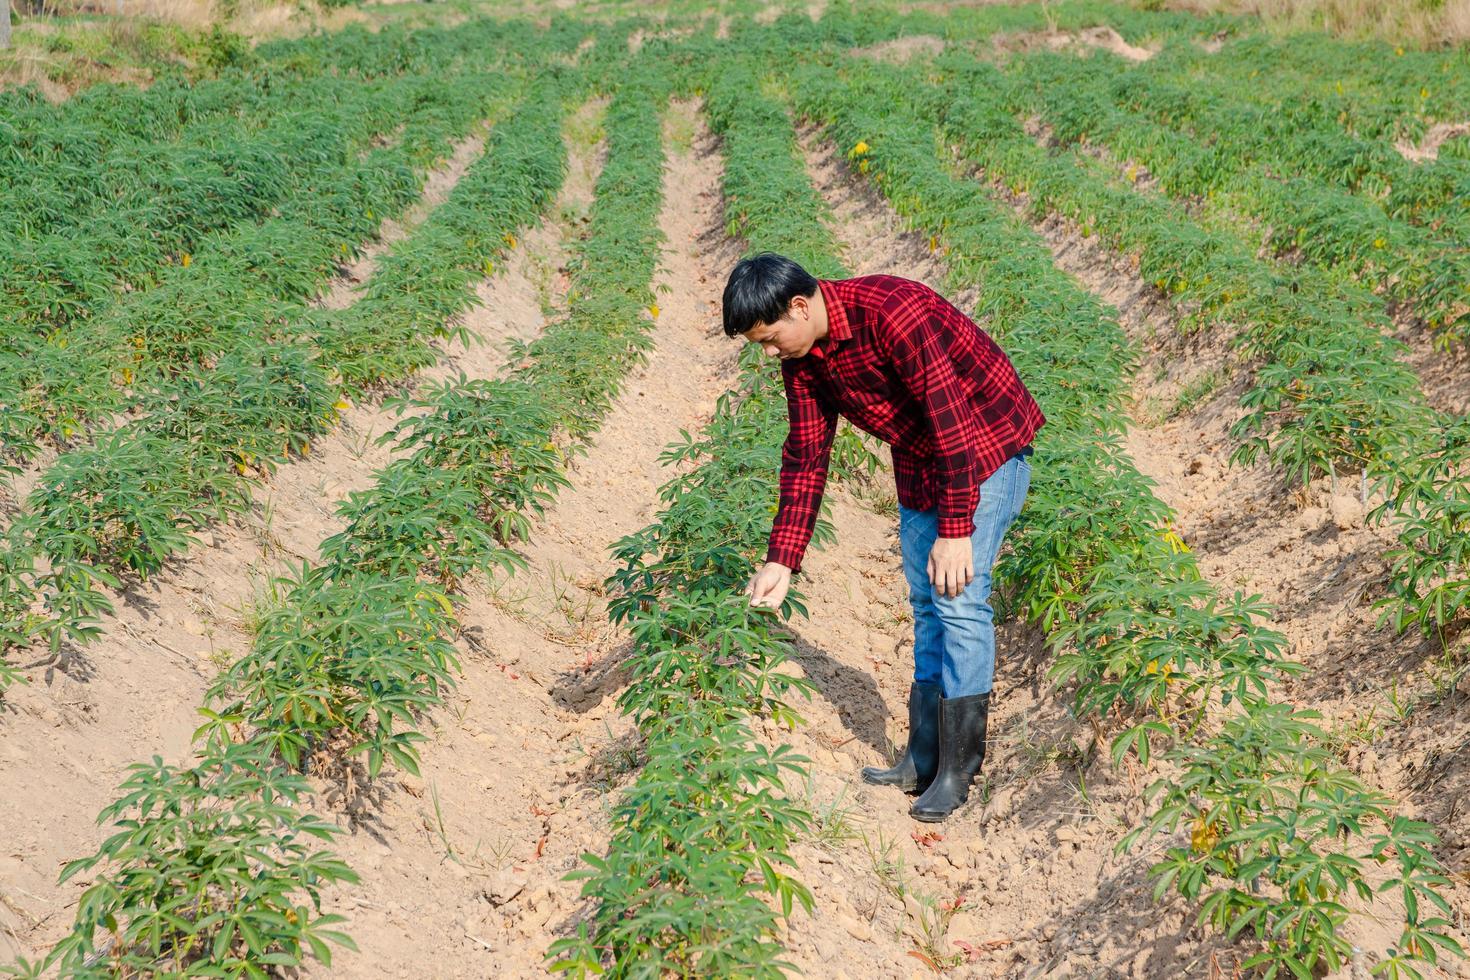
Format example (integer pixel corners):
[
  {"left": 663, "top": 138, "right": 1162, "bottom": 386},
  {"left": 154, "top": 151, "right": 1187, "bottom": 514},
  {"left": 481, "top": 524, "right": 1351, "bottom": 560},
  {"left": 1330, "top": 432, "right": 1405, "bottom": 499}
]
[
  {"left": 1395, "top": 122, "right": 1470, "bottom": 163},
  {"left": 850, "top": 34, "right": 946, "bottom": 63},
  {"left": 991, "top": 26, "right": 1156, "bottom": 62}
]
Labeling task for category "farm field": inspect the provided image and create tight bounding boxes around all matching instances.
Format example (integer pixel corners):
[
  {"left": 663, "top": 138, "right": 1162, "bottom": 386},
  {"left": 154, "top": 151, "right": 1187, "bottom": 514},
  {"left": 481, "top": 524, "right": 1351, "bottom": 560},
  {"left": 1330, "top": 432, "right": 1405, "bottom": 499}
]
[{"left": 1, "top": 1, "right": 1468, "bottom": 977}]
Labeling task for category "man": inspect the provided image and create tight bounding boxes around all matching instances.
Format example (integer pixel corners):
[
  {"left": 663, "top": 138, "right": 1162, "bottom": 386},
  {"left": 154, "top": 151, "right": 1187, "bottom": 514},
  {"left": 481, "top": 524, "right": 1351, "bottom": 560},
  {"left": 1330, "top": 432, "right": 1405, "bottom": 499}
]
[{"left": 723, "top": 253, "right": 1043, "bottom": 823}]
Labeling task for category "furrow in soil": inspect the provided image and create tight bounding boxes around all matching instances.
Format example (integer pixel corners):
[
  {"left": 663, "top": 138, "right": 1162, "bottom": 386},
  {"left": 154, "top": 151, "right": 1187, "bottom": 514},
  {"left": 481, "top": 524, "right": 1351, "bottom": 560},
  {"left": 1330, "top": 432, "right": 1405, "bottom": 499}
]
[{"left": 309, "top": 98, "right": 742, "bottom": 978}]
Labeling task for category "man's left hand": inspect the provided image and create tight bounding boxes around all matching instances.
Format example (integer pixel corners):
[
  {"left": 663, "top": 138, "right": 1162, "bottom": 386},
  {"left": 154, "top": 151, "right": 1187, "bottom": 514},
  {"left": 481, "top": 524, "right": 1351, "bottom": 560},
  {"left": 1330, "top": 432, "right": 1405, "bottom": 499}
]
[{"left": 928, "top": 536, "right": 974, "bottom": 599}]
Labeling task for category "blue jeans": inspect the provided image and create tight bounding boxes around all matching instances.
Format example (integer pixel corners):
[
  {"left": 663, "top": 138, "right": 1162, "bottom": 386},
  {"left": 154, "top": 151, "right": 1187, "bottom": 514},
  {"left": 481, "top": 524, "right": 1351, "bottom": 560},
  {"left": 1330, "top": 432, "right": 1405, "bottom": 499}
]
[{"left": 899, "top": 447, "right": 1032, "bottom": 698}]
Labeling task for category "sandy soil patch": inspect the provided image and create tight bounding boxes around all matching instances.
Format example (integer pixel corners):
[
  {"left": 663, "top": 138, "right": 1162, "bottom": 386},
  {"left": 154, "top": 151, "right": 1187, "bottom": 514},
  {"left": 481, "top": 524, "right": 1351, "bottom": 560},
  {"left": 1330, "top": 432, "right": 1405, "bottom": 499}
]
[
  {"left": 850, "top": 33, "right": 946, "bottom": 63},
  {"left": 1395, "top": 122, "right": 1470, "bottom": 163},
  {"left": 993, "top": 25, "right": 1156, "bottom": 62}
]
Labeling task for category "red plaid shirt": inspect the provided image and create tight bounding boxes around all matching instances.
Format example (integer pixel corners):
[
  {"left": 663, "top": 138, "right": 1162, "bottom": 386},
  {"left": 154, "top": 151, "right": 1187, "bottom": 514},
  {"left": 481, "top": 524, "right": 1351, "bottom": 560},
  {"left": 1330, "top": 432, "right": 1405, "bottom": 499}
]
[{"left": 767, "top": 275, "right": 1044, "bottom": 573}]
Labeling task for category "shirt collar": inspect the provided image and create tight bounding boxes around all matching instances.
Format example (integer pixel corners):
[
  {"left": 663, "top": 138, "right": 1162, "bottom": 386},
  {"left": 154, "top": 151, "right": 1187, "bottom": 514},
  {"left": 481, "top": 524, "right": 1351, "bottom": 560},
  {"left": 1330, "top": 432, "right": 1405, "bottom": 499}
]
[{"left": 809, "top": 279, "right": 851, "bottom": 361}]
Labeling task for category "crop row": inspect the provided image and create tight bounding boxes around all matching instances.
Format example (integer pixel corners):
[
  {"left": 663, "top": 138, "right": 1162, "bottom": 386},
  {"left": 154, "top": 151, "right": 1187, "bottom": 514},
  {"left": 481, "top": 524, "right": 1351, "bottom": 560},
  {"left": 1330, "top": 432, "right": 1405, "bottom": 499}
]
[
  {"left": 547, "top": 57, "right": 888, "bottom": 975},
  {"left": 9, "top": 65, "right": 656, "bottom": 976},
  {"left": 1143, "top": 31, "right": 1470, "bottom": 145},
  {"left": 0, "top": 72, "right": 499, "bottom": 473},
  {"left": 789, "top": 56, "right": 1461, "bottom": 979},
  {"left": 1001, "top": 48, "right": 1470, "bottom": 343},
  {"left": 0, "top": 16, "right": 608, "bottom": 469},
  {"left": 0, "top": 71, "right": 521, "bottom": 697},
  {"left": 900, "top": 49, "right": 1468, "bottom": 640},
  {"left": 1124, "top": 44, "right": 1470, "bottom": 238},
  {"left": 3, "top": 75, "right": 421, "bottom": 341},
  {"left": 0, "top": 15, "right": 581, "bottom": 283},
  {"left": 21, "top": 43, "right": 678, "bottom": 973}
]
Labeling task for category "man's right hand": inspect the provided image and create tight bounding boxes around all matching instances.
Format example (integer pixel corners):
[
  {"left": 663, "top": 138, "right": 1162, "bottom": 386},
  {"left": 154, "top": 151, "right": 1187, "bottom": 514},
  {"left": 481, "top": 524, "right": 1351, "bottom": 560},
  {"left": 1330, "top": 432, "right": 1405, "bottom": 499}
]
[{"left": 745, "top": 562, "right": 792, "bottom": 610}]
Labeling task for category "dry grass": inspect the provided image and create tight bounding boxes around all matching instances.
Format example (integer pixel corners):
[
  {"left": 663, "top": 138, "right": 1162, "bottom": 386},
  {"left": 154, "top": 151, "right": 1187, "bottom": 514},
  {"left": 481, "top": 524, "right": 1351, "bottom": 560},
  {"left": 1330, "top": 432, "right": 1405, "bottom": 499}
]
[{"left": 1151, "top": 0, "right": 1470, "bottom": 47}]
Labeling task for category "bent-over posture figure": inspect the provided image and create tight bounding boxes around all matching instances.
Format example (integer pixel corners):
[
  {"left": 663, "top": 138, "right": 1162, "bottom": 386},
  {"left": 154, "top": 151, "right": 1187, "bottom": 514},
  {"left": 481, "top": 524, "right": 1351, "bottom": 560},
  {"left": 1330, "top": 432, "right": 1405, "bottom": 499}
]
[{"left": 723, "top": 253, "right": 1045, "bottom": 823}]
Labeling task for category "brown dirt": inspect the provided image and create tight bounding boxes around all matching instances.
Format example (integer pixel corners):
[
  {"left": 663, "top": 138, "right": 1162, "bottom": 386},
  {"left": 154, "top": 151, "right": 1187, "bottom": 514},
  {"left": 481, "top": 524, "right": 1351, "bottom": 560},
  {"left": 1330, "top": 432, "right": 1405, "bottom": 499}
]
[
  {"left": 991, "top": 25, "right": 1156, "bottom": 62},
  {"left": 0, "top": 109, "right": 589, "bottom": 964},
  {"left": 849, "top": 34, "right": 945, "bottom": 63},
  {"left": 1395, "top": 122, "right": 1470, "bottom": 163},
  {"left": 1397, "top": 322, "right": 1470, "bottom": 416},
  {"left": 298, "top": 98, "right": 745, "bottom": 977}
]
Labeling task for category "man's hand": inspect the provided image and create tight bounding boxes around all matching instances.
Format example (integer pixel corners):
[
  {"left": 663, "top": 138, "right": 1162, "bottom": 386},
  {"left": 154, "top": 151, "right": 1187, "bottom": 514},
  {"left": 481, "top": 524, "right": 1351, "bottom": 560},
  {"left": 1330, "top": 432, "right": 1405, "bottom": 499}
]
[
  {"left": 928, "top": 536, "right": 973, "bottom": 599},
  {"left": 746, "top": 562, "right": 792, "bottom": 610}
]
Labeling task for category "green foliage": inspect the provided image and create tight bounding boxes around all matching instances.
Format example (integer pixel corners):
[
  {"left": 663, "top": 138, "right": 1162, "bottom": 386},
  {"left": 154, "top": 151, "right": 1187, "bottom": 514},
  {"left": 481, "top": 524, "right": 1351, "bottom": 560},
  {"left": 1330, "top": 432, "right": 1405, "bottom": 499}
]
[
  {"left": 33, "top": 40, "right": 683, "bottom": 975},
  {"left": 207, "top": 566, "right": 460, "bottom": 777},
  {"left": 383, "top": 377, "right": 569, "bottom": 547},
  {"left": 26, "top": 429, "right": 251, "bottom": 578},
  {"left": 917, "top": 50, "right": 1468, "bottom": 646},
  {"left": 45, "top": 742, "right": 358, "bottom": 978}
]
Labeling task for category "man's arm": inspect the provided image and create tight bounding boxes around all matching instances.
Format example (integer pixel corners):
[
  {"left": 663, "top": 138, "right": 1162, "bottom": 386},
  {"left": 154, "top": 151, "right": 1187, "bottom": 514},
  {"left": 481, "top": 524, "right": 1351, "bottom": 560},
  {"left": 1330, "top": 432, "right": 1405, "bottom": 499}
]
[{"left": 763, "top": 359, "right": 838, "bottom": 574}]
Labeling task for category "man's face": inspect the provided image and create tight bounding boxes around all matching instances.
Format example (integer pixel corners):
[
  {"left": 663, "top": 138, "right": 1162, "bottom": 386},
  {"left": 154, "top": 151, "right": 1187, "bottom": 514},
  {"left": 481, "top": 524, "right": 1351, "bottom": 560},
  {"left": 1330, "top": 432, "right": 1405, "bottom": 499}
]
[{"left": 744, "top": 295, "right": 818, "bottom": 361}]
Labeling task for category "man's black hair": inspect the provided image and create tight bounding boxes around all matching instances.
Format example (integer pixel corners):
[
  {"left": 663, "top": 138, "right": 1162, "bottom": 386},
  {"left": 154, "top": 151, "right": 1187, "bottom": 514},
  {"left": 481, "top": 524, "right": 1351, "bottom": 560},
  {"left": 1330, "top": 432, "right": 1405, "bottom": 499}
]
[{"left": 722, "top": 252, "right": 818, "bottom": 337}]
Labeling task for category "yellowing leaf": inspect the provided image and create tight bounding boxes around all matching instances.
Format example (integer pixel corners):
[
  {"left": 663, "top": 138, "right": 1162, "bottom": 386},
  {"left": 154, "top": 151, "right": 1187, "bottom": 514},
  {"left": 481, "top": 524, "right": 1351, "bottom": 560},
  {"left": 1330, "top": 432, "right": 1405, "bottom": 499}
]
[
  {"left": 503, "top": 232, "right": 517, "bottom": 248},
  {"left": 852, "top": 139, "right": 870, "bottom": 155},
  {"left": 1162, "top": 526, "right": 1190, "bottom": 554},
  {"left": 334, "top": 399, "right": 351, "bottom": 412},
  {"left": 181, "top": 252, "right": 192, "bottom": 267},
  {"left": 649, "top": 303, "right": 660, "bottom": 319},
  {"left": 928, "top": 234, "right": 938, "bottom": 254},
  {"left": 366, "top": 209, "right": 374, "bottom": 219},
  {"left": 1420, "top": 87, "right": 1429, "bottom": 99},
  {"left": 1190, "top": 816, "right": 1219, "bottom": 854},
  {"left": 483, "top": 260, "right": 494, "bottom": 276},
  {"left": 1373, "top": 237, "right": 1386, "bottom": 249},
  {"left": 858, "top": 159, "right": 870, "bottom": 173}
]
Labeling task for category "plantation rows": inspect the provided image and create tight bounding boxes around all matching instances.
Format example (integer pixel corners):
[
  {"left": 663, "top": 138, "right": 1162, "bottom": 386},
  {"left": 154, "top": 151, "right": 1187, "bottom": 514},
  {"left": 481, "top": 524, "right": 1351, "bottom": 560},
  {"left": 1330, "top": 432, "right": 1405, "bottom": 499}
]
[
  {"left": 2, "top": 4, "right": 1467, "bottom": 978},
  {"left": 0, "top": 20, "right": 619, "bottom": 693},
  {"left": 932, "top": 50, "right": 1470, "bottom": 642},
  {"left": 788, "top": 54, "right": 1458, "bottom": 979}
]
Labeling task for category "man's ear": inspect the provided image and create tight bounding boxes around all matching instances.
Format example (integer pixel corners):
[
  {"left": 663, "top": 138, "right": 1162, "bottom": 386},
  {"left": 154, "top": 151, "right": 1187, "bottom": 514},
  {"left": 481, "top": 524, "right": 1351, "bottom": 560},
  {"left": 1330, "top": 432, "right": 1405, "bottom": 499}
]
[{"left": 788, "top": 294, "right": 809, "bottom": 321}]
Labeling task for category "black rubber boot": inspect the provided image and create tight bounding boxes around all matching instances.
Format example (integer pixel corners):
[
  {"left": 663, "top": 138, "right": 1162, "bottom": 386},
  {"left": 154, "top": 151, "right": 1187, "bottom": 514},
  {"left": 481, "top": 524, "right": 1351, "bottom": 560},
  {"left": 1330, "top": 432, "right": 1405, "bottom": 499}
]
[
  {"left": 861, "top": 681, "right": 941, "bottom": 793},
  {"left": 909, "top": 692, "right": 990, "bottom": 822}
]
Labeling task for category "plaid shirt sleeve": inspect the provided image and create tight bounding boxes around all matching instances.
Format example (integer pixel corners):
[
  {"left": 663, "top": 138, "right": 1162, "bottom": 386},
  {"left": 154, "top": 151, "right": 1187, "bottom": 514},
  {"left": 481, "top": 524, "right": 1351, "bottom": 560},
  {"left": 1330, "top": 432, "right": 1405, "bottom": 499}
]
[
  {"left": 887, "top": 308, "right": 982, "bottom": 539},
  {"left": 765, "top": 358, "right": 837, "bottom": 573}
]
